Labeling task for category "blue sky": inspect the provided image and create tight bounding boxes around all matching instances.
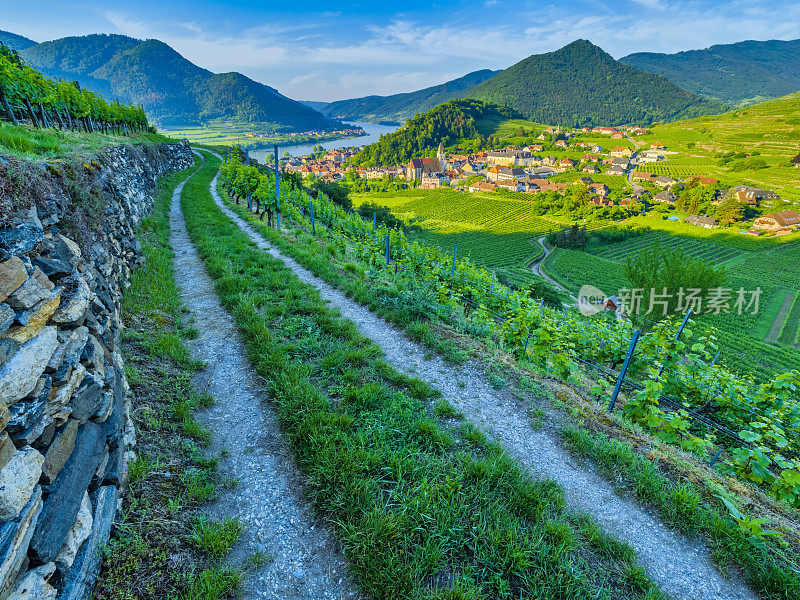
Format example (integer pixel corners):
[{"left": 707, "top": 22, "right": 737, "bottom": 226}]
[{"left": 4, "top": 0, "right": 800, "bottom": 101}]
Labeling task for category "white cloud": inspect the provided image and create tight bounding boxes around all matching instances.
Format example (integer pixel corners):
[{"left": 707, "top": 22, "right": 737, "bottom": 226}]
[{"left": 17, "top": 1, "right": 798, "bottom": 100}]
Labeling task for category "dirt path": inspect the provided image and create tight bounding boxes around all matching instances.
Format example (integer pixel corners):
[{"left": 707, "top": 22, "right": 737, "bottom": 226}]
[
  {"left": 531, "top": 236, "right": 570, "bottom": 292},
  {"left": 200, "top": 150, "right": 757, "bottom": 600},
  {"left": 765, "top": 292, "right": 796, "bottom": 343},
  {"left": 169, "top": 152, "right": 360, "bottom": 600}
]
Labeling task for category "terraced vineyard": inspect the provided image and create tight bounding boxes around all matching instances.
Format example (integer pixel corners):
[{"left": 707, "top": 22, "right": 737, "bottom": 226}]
[
  {"left": 590, "top": 231, "right": 744, "bottom": 264},
  {"left": 353, "top": 189, "right": 568, "bottom": 271},
  {"left": 543, "top": 249, "right": 629, "bottom": 297},
  {"left": 726, "top": 244, "right": 800, "bottom": 290}
]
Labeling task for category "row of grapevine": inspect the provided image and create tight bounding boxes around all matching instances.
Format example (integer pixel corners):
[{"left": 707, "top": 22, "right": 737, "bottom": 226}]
[
  {"left": 592, "top": 231, "right": 743, "bottom": 264},
  {"left": 0, "top": 45, "right": 148, "bottom": 134},
  {"left": 219, "top": 156, "right": 800, "bottom": 508}
]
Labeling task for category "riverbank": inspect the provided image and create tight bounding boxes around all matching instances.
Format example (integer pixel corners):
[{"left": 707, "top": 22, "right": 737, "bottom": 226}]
[{"left": 159, "top": 120, "right": 367, "bottom": 152}]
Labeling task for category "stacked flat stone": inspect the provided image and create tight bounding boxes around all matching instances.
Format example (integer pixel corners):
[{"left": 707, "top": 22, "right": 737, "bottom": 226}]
[{"left": 0, "top": 140, "right": 193, "bottom": 598}]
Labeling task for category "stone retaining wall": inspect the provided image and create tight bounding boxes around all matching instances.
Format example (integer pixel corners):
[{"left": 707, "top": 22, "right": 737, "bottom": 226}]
[{"left": 0, "top": 140, "right": 193, "bottom": 598}]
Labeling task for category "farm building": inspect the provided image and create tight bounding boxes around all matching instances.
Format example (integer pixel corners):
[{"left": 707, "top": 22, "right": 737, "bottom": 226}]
[
  {"left": 631, "top": 171, "right": 656, "bottom": 182},
  {"left": 654, "top": 176, "right": 678, "bottom": 188},
  {"left": 753, "top": 210, "right": 800, "bottom": 231},
  {"left": 582, "top": 164, "right": 600, "bottom": 173},
  {"left": 496, "top": 179, "right": 525, "bottom": 192},
  {"left": 610, "top": 146, "right": 633, "bottom": 158},
  {"left": 685, "top": 215, "right": 719, "bottom": 229},
  {"left": 653, "top": 191, "right": 677, "bottom": 204},
  {"left": 468, "top": 181, "right": 496, "bottom": 193},
  {"left": 606, "top": 165, "right": 626, "bottom": 176}
]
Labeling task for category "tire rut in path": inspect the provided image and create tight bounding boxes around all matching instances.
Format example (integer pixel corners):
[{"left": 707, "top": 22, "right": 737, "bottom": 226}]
[
  {"left": 169, "top": 152, "right": 360, "bottom": 600},
  {"left": 203, "top": 154, "right": 758, "bottom": 600}
]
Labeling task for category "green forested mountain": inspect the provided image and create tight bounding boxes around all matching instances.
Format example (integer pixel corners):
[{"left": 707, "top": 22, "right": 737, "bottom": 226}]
[
  {"left": 3, "top": 31, "right": 339, "bottom": 130},
  {"left": 0, "top": 31, "right": 36, "bottom": 51},
  {"left": 320, "top": 69, "right": 500, "bottom": 124},
  {"left": 466, "top": 40, "right": 727, "bottom": 127},
  {"left": 621, "top": 39, "right": 800, "bottom": 106},
  {"left": 352, "top": 99, "right": 519, "bottom": 167}
]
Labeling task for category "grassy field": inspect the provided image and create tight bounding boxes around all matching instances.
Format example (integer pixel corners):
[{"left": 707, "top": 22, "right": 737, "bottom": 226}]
[{"left": 0, "top": 121, "right": 173, "bottom": 159}]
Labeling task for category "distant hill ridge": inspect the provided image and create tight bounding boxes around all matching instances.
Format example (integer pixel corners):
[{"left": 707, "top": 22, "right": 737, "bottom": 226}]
[
  {"left": 0, "top": 30, "right": 341, "bottom": 130},
  {"left": 320, "top": 40, "right": 727, "bottom": 128},
  {"left": 321, "top": 69, "right": 500, "bottom": 123},
  {"left": 621, "top": 38, "right": 800, "bottom": 106}
]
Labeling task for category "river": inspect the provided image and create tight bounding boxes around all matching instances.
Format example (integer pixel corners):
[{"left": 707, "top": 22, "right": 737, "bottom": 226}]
[{"left": 249, "top": 120, "right": 398, "bottom": 162}]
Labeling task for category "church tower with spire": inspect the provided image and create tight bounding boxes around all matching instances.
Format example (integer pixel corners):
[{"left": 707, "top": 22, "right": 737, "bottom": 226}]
[{"left": 437, "top": 141, "right": 446, "bottom": 170}]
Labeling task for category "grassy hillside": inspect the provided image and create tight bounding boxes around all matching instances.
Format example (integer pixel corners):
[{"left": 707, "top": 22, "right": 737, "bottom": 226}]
[
  {"left": 641, "top": 91, "right": 800, "bottom": 202},
  {"left": 321, "top": 69, "right": 499, "bottom": 124},
  {"left": 621, "top": 39, "right": 800, "bottom": 106},
  {"left": 15, "top": 33, "right": 339, "bottom": 131},
  {"left": 467, "top": 40, "right": 727, "bottom": 127}
]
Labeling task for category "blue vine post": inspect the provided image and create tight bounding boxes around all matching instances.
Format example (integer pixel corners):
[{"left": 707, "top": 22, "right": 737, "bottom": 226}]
[
  {"left": 310, "top": 201, "right": 315, "bottom": 234},
  {"left": 385, "top": 235, "right": 390, "bottom": 264},
  {"left": 451, "top": 244, "right": 458, "bottom": 277},
  {"left": 247, "top": 191, "right": 252, "bottom": 213},
  {"left": 656, "top": 308, "right": 693, "bottom": 379},
  {"left": 608, "top": 329, "right": 641, "bottom": 411},
  {"left": 274, "top": 144, "right": 281, "bottom": 229}
]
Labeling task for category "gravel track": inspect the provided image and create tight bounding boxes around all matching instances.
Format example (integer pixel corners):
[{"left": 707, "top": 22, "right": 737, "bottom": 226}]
[
  {"left": 199, "top": 149, "right": 758, "bottom": 600},
  {"left": 168, "top": 151, "right": 360, "bottom": 600}
]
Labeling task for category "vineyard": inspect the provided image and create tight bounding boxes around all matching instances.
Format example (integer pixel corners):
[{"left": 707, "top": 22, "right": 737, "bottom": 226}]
[
  {"left": 727, "top": 244, "right": 800, "bottom": 290},
  {"left": 352, "top": 189, "right": 566, "bottom": 272},
  {"left": 219, "top": 156, "right": 800, "bottom": 515},
  {"left": 543, "top": 249, "right": 629, "bottom": 297},
  {"left": 0, "top": 44, "right": 148, "bottom": 133},
  {"left": 778, "top": 293, "right": 800, "bottom": 346},
  {"left": 590, "top": 230, "right": 744, "bottom": 264}
]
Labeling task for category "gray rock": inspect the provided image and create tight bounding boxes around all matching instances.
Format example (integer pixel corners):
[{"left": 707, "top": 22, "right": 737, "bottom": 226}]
[
  {"left": 47, "top": 364, "right": 85, "bottom": 418},
  {"left": 55, "top": 492, "right": 92, "bottom": 573},
  {"left": 51, "top": 277, "right": 91, "bottom": 325},
  {"left": 0, "top": 446, "right": 44, "bottom": 521},
  {"left": 10, "top": 414, "right": 53, "bottom": 449},
  {"left": 50, "top": 235, "right": 81, "bottom": 267},
  {"left": 7, "top": 376, "right": 51, "bottom": 435},
  {"left": 5, "top": 276, "right": 49, "bottom": 311},
  {"left": 6, "top": 562, "right": 57, "bottom": 600},
  {"left": 80, "top": 335, "right": 104, "bottom": 371},
  {"left": 46, "top": 327, "right": 89, "bottom": 374},
  {"left": 0, "top": 304, "right": 13, "bottom": 335},
  {"left": 31, "top": 257, "right": 73, "bottom": 281},
  {"left": 0, "top": 327, "right": 59, "bottom": 406},
  {"left": 0, "top": 222, "right": 43, "bottom": 261},
  {"left": 0, "top": 338, "right": 20, "bottom": 369},
  {"left": 69, "top": 373, "right": 103, "bottom": 423},
  {"left": 58, "top": 485, "right": 117, "bottom": 600},
  {"left": 0, "top": 487, "right": 42, "bottom": 597},
  {"left": 28, "top": 422, "right": 105, "bottom": 563},
  {"left": 0, "top": 435, "right": 15, "bottom": 471},
  {"left": 0, "top": 258, "right": 27, "bottom": 304},
  {"left": 41, "top": 420, "right": 79, "bottom": 486}
]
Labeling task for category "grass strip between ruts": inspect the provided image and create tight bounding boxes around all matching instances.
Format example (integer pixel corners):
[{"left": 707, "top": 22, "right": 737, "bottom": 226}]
[{"left": 182, "top": 150, "right": 665, "bottom": 599}]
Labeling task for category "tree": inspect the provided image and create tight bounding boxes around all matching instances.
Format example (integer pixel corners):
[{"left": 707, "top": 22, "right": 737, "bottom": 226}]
[
  {"left": 309, "top": 179, "right": 352, "bottom": 211},
  {"left": 624, "top": 244, "right": 726, "bottom": 324},
  {"left": 716, "top": 197, "right": 745, "bottom": 224}
]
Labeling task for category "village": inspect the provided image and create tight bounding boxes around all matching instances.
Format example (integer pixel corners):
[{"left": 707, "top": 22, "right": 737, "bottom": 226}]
[{"left": 280, "top": 125, "right": 800, "bottom": 236}]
